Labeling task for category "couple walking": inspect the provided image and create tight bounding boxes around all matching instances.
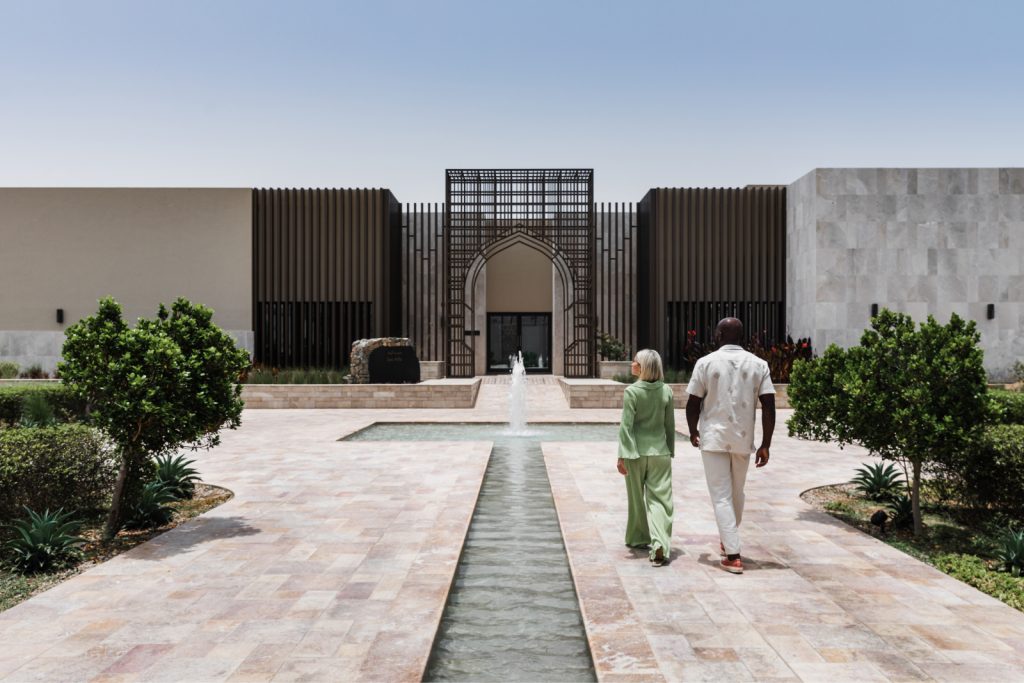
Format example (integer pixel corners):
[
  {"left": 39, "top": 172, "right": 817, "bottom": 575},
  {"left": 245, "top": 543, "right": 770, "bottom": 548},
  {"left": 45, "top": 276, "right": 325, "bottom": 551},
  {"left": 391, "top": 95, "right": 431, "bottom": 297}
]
[{"left": 616, "top": 318, "right": 776, "bottom": 572}]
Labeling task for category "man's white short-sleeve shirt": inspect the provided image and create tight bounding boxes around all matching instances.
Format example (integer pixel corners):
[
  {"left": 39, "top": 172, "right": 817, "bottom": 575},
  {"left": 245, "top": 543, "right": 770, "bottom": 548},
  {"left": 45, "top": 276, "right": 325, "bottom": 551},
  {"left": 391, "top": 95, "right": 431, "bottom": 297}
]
[{"left": 685, "top": 345, "right": 774, "bottom": 454}]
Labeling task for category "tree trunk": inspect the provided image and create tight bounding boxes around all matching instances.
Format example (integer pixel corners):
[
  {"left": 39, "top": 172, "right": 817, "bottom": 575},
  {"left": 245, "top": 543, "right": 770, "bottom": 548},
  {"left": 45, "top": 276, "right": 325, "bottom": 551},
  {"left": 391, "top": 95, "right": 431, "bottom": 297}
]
[
  {"left": 911, "top": 459, "right": 923, "bottom": 537},
  {"left": 103, "top": 450, "right": 131, "bottom": 540}
]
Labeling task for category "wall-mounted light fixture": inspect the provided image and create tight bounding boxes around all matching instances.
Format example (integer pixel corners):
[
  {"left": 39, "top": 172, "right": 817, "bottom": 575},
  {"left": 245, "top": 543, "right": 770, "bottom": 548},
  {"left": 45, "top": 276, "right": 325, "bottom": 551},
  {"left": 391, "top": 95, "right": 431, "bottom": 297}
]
[
  {"left": 870, "top": 303, "right": 879, "bottom": 317},
  {"left": 56, "top": 308, "right": 64, "bottom": 324},
  {"left": 987, "top": 303, "right": 995, "bottom": 320}
]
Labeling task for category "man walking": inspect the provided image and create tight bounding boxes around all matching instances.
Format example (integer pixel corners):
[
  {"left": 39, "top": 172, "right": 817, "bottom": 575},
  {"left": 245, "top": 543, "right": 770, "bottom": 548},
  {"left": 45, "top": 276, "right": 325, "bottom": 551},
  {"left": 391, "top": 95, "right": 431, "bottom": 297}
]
[{"left": 685, "top": 318, "right": 776, "bottom": 574}]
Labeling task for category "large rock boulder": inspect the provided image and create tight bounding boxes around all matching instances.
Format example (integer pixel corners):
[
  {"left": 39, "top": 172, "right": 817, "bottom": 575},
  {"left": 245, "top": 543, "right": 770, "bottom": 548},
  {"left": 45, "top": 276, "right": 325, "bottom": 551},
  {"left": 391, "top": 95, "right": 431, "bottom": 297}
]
[{"left": 350, "top": 338, "right": 420, "bottom": 384}]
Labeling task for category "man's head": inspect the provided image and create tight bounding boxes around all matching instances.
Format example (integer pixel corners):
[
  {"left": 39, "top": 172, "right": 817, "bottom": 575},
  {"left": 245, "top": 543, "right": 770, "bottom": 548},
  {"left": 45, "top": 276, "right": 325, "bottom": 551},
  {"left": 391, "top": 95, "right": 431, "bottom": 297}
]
[{"left": 715, "top": 317, "right": 744, "bottom": 346}]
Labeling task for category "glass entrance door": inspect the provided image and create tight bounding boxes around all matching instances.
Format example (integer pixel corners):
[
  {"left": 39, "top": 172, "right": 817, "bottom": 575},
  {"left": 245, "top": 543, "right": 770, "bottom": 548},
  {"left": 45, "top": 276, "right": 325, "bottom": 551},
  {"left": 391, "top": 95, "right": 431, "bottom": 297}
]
[{"left": 487, "top": 313, "right": 552, "bottom": 373}]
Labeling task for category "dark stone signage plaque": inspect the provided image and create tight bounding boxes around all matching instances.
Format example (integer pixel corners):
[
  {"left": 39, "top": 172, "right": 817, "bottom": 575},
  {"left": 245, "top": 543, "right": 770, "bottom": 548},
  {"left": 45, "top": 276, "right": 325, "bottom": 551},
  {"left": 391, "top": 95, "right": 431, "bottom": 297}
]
[{"left": 368, "top": 345, "right": 421, "bottom": 384}]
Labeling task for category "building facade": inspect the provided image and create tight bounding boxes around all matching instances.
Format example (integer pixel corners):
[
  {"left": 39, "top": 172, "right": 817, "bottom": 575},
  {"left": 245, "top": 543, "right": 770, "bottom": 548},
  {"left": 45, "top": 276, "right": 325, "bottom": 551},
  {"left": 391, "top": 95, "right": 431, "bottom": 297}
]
[{"left": 1, "top": 168, "right": 1021, "bottom": 380}]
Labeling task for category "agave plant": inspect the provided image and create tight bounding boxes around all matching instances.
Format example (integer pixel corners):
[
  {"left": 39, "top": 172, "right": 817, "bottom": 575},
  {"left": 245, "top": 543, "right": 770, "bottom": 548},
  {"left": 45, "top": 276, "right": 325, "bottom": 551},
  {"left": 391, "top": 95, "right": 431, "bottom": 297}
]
[
  {"left": 154, "top": 453, "right": 201, "bottom": 500},
  {"left": 887, "top": 494, "right": 914, "bottom": 530},
  {"left": 124, "top": 481, "right": 177, "bottom": 529},
  {"left": 4, "top": 508, "right": 84, "bottom": 574},
  {"left": 850, "top": 462, "right": 905, "bottom": 501},
  {"left": 996, "top": 528, "right": 1024, "bottom": 577}
]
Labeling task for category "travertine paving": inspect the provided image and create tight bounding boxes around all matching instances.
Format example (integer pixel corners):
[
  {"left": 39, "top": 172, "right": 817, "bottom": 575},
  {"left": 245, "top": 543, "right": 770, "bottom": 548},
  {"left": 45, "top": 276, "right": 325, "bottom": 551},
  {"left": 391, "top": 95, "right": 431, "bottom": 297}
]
[
  {"left": 0, "top": 420, "right": 496, "bottom": 682},
  {"left": 545, "top": 424, "right": 1024, "bottom": 682},
  {"left": 1, "top": 380, "right": 1022, "bottom": 682}
]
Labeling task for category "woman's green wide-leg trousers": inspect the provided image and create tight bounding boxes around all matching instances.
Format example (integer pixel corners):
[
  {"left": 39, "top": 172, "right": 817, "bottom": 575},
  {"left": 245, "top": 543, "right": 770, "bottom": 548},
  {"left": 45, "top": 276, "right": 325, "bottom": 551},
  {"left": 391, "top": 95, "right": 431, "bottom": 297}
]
[{"left": 623, "top": 455, "right": 674, "bottom": 560}]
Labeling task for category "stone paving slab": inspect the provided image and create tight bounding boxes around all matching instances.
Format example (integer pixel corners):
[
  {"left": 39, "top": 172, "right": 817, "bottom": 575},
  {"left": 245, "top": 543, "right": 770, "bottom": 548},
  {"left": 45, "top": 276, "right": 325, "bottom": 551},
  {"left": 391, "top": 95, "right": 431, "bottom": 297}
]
[
  {"left": 0, "top": 431, "right": 492, "bottom": 682},
  {"left": 5, "top": 381, "right": 1024, "bottom": 682},
  {"left": 544, "top": 420, "right": 1024, "bottom": 682}
]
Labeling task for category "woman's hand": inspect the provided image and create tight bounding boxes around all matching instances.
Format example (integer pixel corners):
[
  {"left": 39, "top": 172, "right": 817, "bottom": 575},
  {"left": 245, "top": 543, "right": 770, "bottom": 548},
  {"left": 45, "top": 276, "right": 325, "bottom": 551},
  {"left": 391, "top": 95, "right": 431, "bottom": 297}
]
[{"left": 616, "top": 458, "right": 627, "bottom": 476}]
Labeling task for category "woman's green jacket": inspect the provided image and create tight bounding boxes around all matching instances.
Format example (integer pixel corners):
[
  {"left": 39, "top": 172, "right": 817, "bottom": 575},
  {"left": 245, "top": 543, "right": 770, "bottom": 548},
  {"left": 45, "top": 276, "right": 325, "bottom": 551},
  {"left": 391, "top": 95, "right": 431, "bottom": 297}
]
[{"left": 617, "top": 380, "right": 675, "bottom": 459}]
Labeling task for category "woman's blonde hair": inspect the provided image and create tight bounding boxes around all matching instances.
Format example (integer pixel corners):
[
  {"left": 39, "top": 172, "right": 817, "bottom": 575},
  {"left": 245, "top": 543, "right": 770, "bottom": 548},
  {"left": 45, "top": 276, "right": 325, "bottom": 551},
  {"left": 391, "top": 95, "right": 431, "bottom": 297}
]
[{"left": 634, "top": 348, "right": 664, "bottom": 382}]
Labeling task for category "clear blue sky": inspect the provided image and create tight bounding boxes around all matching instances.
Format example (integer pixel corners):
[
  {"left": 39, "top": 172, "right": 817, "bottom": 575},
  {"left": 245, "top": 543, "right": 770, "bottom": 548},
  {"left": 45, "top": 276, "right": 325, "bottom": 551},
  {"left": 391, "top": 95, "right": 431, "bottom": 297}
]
[{"left": 1, "top": 0, "right": 1021, "bottom": 201}]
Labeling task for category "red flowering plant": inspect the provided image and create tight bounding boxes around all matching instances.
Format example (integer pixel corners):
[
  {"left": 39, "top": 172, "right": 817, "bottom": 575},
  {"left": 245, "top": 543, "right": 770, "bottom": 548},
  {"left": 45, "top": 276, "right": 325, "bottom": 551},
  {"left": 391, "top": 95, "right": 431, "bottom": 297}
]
[
  {"left": 677, "top": 329, "right": 813, "bottom": 382},
  {"left": 680, "top": 329, "right": 716, "bottom": 373},
  {"left": 747, "top": 333, "right": 813, "bottom": 383}
]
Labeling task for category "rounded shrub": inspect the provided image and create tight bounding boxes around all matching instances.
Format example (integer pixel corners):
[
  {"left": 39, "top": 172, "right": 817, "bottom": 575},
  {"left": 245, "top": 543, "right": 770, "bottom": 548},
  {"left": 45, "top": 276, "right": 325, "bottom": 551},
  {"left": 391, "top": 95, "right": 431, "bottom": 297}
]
[
  {"left": 942, "top": 424, "right": 1024, "bottom": 514},
  {"left": 989, "top": 390, "right": 1024, "bottom": 426},
  {"left": 0, "top": 424, "right": 117, "bottom": 523}
]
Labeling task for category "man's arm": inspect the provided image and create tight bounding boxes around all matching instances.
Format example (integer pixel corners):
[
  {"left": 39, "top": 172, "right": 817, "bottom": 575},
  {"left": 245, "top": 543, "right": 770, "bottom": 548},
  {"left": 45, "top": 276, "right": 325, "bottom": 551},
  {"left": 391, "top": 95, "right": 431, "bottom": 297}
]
[
  {"left": 685, "top": 394, "right": 702, "bottom": 448},
  {"left": 756, "top": 393, "right": 775, "bottom": 467}
]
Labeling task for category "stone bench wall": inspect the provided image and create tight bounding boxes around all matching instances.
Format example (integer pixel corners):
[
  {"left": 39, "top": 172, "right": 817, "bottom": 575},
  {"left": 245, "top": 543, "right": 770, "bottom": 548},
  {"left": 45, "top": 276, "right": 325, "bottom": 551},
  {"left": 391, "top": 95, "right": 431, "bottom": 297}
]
[
  {"left": 559, "top": 378, "right": 791, "bottom": 410},
  {"left": 241, "top": 378, "right": 481, "bottom": 409}
]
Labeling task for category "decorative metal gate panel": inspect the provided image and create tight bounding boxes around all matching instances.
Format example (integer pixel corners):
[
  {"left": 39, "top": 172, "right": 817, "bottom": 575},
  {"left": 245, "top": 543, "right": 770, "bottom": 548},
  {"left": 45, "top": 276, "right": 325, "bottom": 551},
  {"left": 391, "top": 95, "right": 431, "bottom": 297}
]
[{"left": 445, "top": 169, "right": 595, "bottom": 377}]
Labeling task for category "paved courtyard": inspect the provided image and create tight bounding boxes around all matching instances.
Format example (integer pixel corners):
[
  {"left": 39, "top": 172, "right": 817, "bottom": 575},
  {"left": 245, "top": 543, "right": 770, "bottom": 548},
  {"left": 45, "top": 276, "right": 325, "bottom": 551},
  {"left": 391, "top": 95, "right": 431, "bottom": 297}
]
[{"left": 1, "top": 381, "right": 1023, "bottom": 682}]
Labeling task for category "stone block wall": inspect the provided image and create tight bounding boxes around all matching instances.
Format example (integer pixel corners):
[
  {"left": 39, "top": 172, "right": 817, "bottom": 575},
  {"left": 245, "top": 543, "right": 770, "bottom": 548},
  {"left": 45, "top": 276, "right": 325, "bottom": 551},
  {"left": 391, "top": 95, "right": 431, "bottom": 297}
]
[
  {"left": 787, "top": 168, "right": 1024, "bottom": 380},
  {"left": 241, "top": 378, "right": 480, "bottom": 409},
  {"left": 419, "top": 361, "right": 445, "bottom": 380},
  {"left": 557, "top": 378, "right": 790, "bottom": 409}
]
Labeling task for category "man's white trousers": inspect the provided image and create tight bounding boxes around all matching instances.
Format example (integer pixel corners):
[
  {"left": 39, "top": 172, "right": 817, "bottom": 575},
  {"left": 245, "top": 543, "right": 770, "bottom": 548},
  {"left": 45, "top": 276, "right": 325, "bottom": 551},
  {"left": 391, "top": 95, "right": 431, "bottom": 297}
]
[{"left": 701, "top": 450, "right": 751, "bottom": 556}]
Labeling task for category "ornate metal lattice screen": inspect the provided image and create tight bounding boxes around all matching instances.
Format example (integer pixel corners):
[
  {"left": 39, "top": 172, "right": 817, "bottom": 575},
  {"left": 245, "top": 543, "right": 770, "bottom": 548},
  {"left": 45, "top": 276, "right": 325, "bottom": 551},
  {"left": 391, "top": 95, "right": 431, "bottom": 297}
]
[{"left": 445, "top": 169, "right": 595, "bottom": 377}]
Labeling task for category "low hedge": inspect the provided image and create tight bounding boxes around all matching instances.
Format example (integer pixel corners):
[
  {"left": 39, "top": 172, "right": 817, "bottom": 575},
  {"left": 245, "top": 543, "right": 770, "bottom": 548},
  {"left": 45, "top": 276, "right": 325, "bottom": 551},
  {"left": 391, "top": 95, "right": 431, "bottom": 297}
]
[
  {"left": 945, "top": 423, "right": 1024, "bottom": 514},
  {"left": 0, "top": 384, "right": 87, "bottom": 426},
  {"left": 990, "top": 390, "right": 1024, "bottom": 426},
  {"left": 934, "top": 553, "right": 1024, "bottom": 611},
  {"left": 0, "top": 424, "right": 117, "bottom": 522}
]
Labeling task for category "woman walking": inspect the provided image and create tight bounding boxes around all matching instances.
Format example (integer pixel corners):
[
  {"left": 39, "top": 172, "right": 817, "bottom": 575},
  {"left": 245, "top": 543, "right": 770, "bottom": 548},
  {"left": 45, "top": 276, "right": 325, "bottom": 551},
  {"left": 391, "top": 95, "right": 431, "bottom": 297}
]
[{"left": 616, "top": 349, "right": 675, "bottom": 566}]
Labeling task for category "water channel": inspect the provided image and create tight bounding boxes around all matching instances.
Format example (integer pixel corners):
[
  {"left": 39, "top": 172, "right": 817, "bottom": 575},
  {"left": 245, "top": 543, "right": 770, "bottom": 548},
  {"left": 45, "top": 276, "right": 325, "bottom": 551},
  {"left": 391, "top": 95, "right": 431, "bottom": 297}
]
[{"left": 344, "top": 422, "right": 620, "bottom": 681}]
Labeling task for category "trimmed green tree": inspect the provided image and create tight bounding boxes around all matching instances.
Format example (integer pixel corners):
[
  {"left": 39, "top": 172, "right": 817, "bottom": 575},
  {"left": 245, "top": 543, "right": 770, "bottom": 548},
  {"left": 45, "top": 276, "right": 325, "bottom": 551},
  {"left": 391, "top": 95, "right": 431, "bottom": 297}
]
[
  {"left": 59, "top": 297, "right": 250, "bottom": 539},
  {"left": 788, "top": 310, "right": 988, "bottom": 536}
]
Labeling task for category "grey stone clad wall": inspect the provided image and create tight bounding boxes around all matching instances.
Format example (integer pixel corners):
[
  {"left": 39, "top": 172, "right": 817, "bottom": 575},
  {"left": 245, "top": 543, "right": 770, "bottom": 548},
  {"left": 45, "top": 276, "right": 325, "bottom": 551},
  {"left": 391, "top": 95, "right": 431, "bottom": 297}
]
[
  {"left": 787, "top": 168, "right": 1024, "bottom": 380},
  {"left": 786, "top": 171, "right": 817, "bottom": 345}
]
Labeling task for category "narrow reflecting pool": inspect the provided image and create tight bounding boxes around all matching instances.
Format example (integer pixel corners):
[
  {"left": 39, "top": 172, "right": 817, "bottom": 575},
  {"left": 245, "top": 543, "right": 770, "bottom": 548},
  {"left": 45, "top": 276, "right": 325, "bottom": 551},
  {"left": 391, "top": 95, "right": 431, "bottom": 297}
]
[{"left": 344, "top": 423, "right": 620, "bottom": 682}]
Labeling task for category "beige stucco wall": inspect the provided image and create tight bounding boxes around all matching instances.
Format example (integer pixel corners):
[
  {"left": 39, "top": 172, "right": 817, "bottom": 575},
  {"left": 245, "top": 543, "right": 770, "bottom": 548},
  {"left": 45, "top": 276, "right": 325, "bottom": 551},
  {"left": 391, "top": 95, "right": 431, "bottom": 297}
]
[
  {"left": 486, "top": 243, "right": 553, "bottom": 312},
  {"left": 0, "top": 188, "right": 252, "bottom": 330},
  {"left": 0, "top": 188, "right": 252, "bottom": 371}
]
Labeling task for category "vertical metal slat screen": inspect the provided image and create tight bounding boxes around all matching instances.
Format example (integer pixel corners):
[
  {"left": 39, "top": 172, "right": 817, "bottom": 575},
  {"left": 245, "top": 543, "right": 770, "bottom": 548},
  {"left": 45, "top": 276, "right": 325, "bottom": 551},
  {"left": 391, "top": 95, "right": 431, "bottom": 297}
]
[
  {"left": 400, "top": 203, "right": 446, "bottom": 362},
  {"left": 253, "top": 188, "right": 400, "bottom": 368},
  {"left": 594, "top": 203, "right": 638, "bottom": 358},
  {"left": 637, "top": 186, "right": 787, "bottom": 368}
]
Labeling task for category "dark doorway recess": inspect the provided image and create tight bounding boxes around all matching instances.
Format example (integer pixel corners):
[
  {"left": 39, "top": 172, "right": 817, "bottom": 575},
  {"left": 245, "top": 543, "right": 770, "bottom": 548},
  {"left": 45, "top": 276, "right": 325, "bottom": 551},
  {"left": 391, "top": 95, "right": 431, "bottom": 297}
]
[{"left": 487, "top": 313, "right": 552, "bottom": 373}]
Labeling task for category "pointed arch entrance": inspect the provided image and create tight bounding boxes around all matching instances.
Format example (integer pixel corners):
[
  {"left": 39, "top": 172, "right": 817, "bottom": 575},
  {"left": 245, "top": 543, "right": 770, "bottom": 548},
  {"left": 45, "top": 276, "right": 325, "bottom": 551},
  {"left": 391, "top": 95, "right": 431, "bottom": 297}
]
[
  {"left": 464, "top": 231, "right": 573, "bottom": 374},
  {"left": 445, "top": 169, "right": 595, "bottom": 377}
]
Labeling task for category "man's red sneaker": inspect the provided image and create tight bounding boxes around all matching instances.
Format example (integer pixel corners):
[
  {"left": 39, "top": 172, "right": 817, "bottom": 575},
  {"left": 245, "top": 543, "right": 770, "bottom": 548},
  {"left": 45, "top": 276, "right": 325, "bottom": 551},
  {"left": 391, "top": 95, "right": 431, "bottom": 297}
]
[{"left": 721, "top": 557, "right": 743, "bottom": 574}]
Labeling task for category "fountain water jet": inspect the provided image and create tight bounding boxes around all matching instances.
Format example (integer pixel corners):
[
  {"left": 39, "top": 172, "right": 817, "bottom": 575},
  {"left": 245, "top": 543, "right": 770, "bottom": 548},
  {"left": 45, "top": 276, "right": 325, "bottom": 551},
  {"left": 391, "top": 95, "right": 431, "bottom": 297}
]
[{"left": 507, "top": 351, "right": 529, "bottom": 434}]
